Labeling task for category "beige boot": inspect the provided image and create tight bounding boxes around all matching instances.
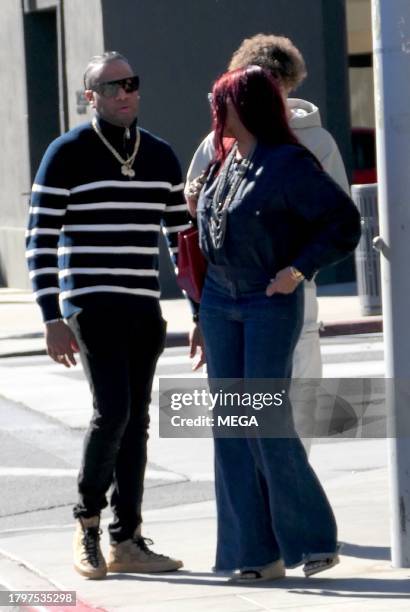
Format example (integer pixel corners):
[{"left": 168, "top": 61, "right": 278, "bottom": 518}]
[
  {"left": 73, "top": 516, "right": 107, "bottom": 579},
  {"left": 107, "top": 527, "right": 183, "bottom": 573}
]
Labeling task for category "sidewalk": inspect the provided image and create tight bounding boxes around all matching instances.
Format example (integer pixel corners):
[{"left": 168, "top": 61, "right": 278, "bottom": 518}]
[
  {"left": 1, "top": 287, "right": 404, "bottom": 612},
  {"left": 1, "top": 441, "right": 409, "bottom": 611},
  {"left": 0, "top": 287, "right": 382, "bottom": 358}
]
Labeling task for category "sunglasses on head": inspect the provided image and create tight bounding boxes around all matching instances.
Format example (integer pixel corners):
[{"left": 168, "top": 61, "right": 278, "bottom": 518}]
[
  {"left": 92, "top": 75, "right": 140, "bottom": 98},
  {"left": 208, "top": 91, "right": 231, "bottom": 107}
]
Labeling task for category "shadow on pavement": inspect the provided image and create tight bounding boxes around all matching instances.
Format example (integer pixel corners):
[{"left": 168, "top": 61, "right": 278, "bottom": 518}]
[
  {"left": 100, "top": 571, "right": 410, "bottom": 599},
  {"left": 288, "top": 579, "right": 410, "bottom": 599},
  {"left": 341, "top": 542, "right": 390, "bottom": 561}
]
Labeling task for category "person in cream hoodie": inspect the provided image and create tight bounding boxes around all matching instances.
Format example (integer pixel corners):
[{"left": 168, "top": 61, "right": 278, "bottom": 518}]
[{"left": 186, "top": 35, "right": 350, "bottom": 423}]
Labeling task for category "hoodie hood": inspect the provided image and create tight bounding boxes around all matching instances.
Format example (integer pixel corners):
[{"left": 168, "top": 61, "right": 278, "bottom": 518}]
[
  {"left": 286, "top": 98, "right": 350, "bottom": 194},
  {"left": 288, "top": 98, "right": 322, "bottom": 129}
]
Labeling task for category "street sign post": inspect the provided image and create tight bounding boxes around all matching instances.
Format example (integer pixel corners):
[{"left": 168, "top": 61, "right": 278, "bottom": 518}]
[{"left": 371, "top": 0, "right": 410, "bottom": 567}]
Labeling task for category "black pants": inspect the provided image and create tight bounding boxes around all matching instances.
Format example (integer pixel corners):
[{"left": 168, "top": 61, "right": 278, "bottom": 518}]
[{"left": 68, "top": 303, "right": 167, "bottom": 543}]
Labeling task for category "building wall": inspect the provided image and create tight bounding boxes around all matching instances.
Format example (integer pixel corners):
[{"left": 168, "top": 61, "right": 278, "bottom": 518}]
[
  {"left": 321, "top": 0, "right": 352, "bottom": 160},
  {"left": 347, "top": 0, "right": 372, "bottom": 54},
  {"left": 100, "top": 0, "right": 351, "bottom": 174},
  {"left": 0, "top": 0, "right": 352, "bottom": 289},
  {"left": 0, "top": 0, "right": 104, "bottom": 289},
  {"left": 346, "top": 0, "right": 375, "bottom": 128},
  {"left": 0, "top": 1, "right": 32, "bottom": 288},
  {"left": 64, "top": 0, "right": 104, "bottom": 127},
  {"left": 100, "top": 0, "right": 352, "bottom": 289}
]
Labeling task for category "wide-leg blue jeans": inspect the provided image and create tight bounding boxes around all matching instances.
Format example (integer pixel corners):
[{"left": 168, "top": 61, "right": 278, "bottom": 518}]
[{"left": 199, "top": 272, "right": 338, "bottom": 570}]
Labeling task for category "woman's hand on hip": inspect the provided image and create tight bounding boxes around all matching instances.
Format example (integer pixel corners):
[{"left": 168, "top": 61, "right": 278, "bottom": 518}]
[{"left": 266, "top": 267, "right": 303, "bottom": 296}]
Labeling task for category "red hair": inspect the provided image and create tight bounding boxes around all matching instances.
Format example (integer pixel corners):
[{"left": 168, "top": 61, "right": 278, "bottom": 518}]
[{"left": 211, "top": 65, "right": 299, "bottom": 164}]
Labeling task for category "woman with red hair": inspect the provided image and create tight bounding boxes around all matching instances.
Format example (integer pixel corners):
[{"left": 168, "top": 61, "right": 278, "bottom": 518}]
[{"left": 195, "top": 66, "right": 361, "bottom": 582}]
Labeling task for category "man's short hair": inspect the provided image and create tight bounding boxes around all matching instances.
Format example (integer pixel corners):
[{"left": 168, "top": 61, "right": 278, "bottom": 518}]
[
  {"left": 228, "top": 34, "right": 307, "bottom": 92},
  {"left": 83, "top": 51, "right": 132, "bottom": 89}
]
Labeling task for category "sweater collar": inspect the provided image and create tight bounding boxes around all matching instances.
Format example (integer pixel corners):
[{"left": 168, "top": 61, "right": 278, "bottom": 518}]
[{"left": 95, "top": 114, "right": 139, "bottom": 145}]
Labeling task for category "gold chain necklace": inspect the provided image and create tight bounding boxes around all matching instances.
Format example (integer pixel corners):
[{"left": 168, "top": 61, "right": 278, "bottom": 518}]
[{"left": 92, "top": 117, "right": 141, "bottom": 178}]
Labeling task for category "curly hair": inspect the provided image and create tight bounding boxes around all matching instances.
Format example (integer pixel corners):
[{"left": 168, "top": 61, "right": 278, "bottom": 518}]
[{"left": 228, "top": 34, "right": 307, "bottom": 93}]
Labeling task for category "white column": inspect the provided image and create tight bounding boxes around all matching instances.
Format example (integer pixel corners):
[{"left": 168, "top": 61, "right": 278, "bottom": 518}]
[{"left": 371, "top": 0, "right": 410, "bottom": 567}]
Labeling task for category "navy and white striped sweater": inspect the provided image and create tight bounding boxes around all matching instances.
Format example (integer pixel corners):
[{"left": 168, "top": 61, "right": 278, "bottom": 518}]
[{"left": 26, "top": 116, "right": 190, "bottom": 322}]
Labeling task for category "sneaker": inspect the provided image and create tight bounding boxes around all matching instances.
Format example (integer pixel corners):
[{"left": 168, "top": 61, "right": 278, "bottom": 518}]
[
  {"left": 73, "top": 516, "right": 107, "bottom": 579},
  {"left": 107, "top": 528, "right": 183, "bottom": 573},
  {"left": 228, "top": 559, "right": 286, "bottom": 583}
]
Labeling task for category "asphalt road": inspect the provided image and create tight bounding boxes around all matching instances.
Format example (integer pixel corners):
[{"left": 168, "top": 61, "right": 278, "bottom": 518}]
[
  {"left": 0, "top": 392, "right": 214, "bottom": 533},
  {"left": 0, "top": 335, "right": 384, "bottom": 534}
]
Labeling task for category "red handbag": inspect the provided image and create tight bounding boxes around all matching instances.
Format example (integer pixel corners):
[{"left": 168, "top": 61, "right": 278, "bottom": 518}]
[{"left": 177, "top": 226, "right": 207, "bottom": 303}]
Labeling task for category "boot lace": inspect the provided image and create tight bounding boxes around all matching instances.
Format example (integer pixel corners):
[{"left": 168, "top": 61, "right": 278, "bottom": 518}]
[
  {"left": 81, "top": 527, "right": 102, "bottom": 567},
  {"left": 132, "top": 536, "right": 168, "bottom": 559}
]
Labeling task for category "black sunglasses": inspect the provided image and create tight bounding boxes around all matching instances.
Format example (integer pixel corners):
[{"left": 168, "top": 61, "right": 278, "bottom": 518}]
[{"left": 92, "top": 75, "right": 140, "bottom": 98}]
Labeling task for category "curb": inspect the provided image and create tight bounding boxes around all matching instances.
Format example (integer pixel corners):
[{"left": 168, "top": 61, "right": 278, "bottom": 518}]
[
  {"left": 24, "top": 601, "right": 107, "bottom": 612},
  {"left": 319, "top": 317, "right": 382, "bottom": 337},
  {"left": 0, "top": 549, "right": 107, "bottom": 612},
  {"left": 0, "top": 321, "right": 383, "bottom": 359},
  {"left": 166, "top": 331, "right": 189, "bottom": 347},
  {"left": 0, "top": 332, "right": 190, "bottom": 359},
  {"left": 0, "top": 350, "right": 47, "bottom": 359}
]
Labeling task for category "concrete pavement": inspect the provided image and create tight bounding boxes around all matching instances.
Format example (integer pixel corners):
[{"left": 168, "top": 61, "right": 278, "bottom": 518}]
[
  {"left": 1, "top": 440, "right": 409, "bottom": 611},
  {"left": 2, "top": 287, "right": 408, "bottom": 612}
]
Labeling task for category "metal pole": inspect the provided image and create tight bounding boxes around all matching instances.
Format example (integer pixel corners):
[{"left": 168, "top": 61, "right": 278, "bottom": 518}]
[{"left": 371, "top": 0, "right": 410, "bottom": 567}]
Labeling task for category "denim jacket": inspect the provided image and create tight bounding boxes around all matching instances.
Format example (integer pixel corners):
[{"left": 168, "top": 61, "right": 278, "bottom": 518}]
[{"left": 197, "top": 143, "right": 361, "bottom": 292}]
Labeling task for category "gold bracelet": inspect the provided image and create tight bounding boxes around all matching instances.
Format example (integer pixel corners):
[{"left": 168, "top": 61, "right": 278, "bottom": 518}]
[{"left": 290, "top": 266, "right": 305, "bottom": 281}]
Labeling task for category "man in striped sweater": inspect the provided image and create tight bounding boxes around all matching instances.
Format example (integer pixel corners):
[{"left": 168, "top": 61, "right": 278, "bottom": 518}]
[{"left": 26, "top": 52, "right": 194, "bottom": 579}]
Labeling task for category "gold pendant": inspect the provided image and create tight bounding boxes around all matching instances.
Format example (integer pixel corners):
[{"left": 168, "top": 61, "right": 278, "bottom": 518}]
[{"left": 121, "top": 165, "right": 135, "bottom": 177}]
